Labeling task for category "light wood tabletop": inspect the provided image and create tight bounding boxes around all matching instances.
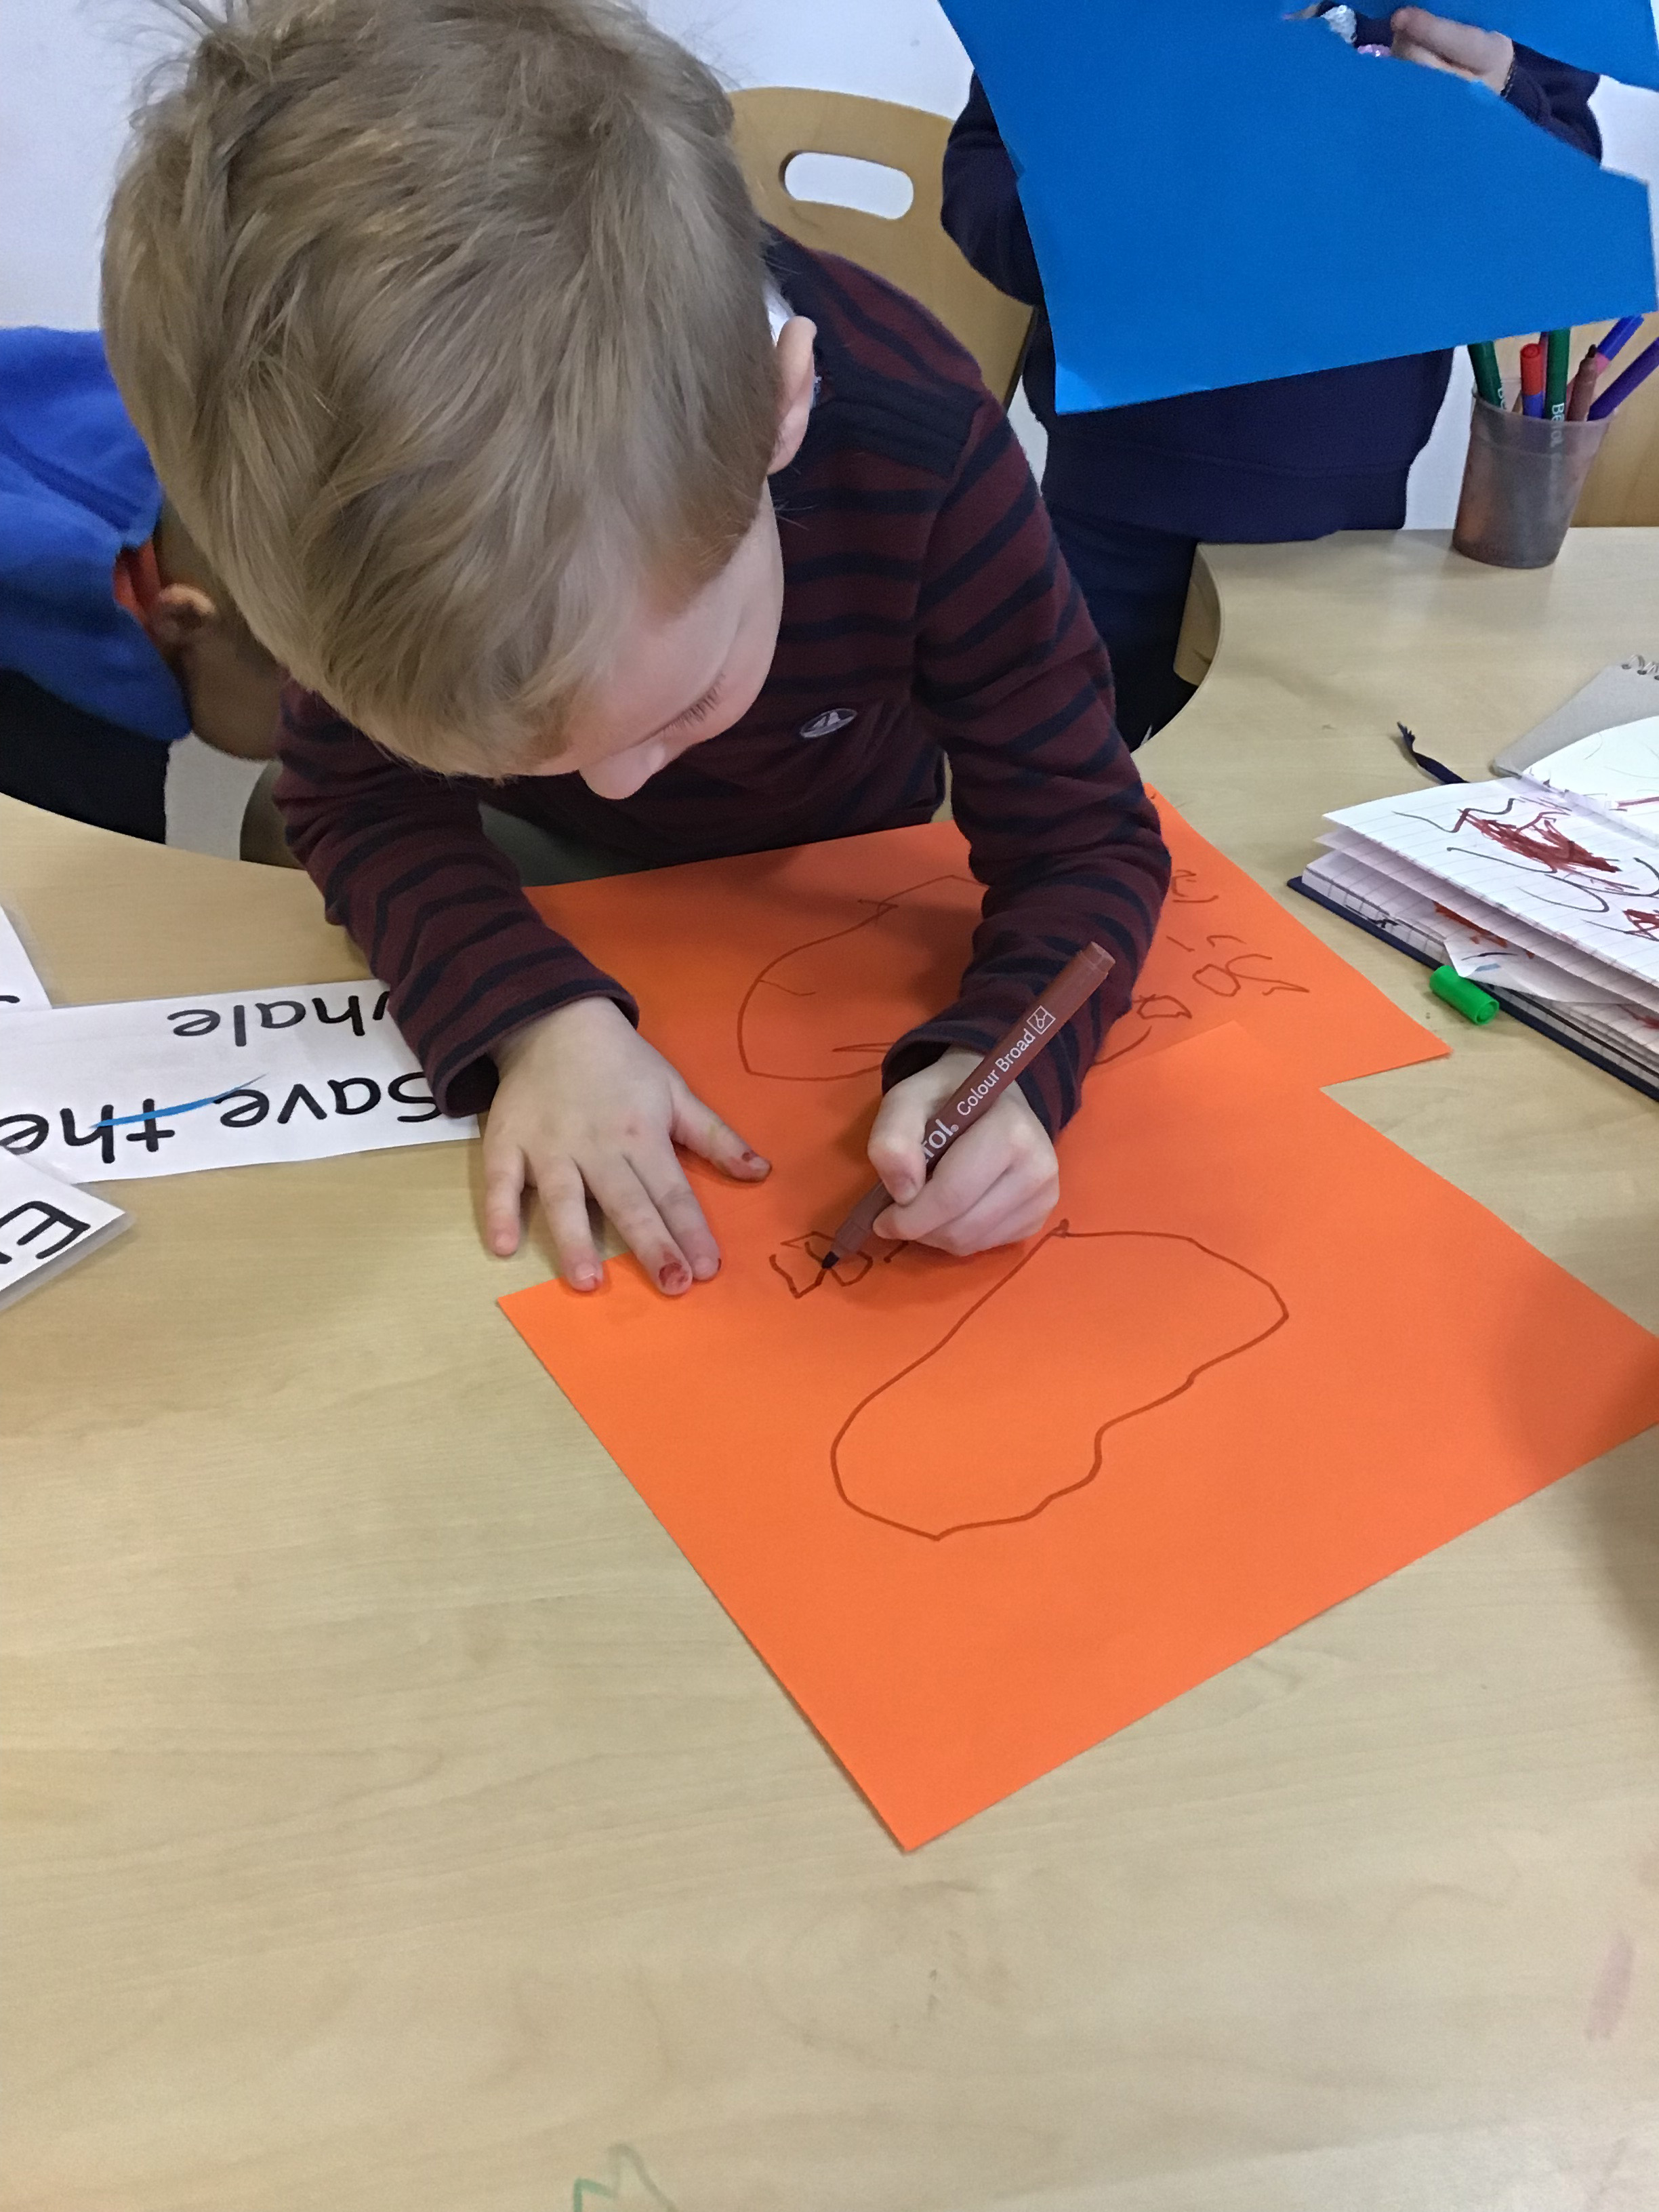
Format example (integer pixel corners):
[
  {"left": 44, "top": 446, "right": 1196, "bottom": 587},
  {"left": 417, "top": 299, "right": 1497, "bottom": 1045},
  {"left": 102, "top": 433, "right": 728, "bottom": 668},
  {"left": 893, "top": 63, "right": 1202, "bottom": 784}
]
[{"left": 3, "top": 529, "right": 1657, "bottom": 2212}]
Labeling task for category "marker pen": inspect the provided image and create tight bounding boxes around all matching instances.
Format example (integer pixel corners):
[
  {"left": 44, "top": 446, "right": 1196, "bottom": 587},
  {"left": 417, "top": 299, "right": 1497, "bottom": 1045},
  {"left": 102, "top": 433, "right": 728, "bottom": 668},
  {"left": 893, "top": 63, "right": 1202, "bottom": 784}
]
[{"left": 818, "top": 943, "right": 1116, "bottom": 1271}]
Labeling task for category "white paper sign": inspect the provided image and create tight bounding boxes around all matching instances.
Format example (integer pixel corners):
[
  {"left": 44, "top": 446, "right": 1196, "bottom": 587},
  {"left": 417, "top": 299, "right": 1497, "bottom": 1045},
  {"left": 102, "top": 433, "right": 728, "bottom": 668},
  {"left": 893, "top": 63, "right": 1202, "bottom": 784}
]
[
  {"left": 0, "top": 1151, "right": 128, "bottom": 1311},
  {"left": 0, "top": 908, "right": 50, "bottom": 1011},
  {"left": 0, "top": 979, "right": 477, "bottom": 1183}
]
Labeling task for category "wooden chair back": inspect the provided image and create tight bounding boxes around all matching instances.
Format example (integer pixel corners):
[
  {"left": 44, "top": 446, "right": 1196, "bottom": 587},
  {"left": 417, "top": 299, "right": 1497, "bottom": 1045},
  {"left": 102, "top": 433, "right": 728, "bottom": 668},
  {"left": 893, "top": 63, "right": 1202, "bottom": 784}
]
[{"left": 729, "top": 87, "right": 1033, "bottom": 406}]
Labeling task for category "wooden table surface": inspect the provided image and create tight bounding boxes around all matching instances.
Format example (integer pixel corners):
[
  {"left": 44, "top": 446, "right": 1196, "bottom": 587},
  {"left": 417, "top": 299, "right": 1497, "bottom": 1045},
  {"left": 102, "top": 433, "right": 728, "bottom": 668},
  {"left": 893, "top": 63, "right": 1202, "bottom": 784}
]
[{"left": 4, "top": 529, "right": 1657, "bottom": 2212}]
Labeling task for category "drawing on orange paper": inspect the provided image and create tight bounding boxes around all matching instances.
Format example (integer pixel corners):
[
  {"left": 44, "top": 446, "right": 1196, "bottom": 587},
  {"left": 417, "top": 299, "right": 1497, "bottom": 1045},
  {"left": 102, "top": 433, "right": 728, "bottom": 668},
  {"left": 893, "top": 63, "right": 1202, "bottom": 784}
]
[
  {"left": 1168, "top": 863, "right": 1220, "bottom": 905},
  {"left": 770, "top": 1230, "right": 905, "bottom": 1296},
  {"left": 828, "top": 1225, "right": 1290, "bottom": 1540},
  {"left": 737, "top": 873, "right": 980, "bottom": 1080},
  {"left": 1094, "top": 929, "right": 1309, "bottom": 1067}
]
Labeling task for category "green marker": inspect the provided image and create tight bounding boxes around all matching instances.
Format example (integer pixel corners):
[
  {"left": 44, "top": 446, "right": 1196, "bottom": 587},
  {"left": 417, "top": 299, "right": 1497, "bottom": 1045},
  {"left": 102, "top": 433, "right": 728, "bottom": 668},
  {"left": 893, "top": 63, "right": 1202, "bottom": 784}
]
[
  {"left": 1545, "top": 328, "right": 1572, "bottom": 421},
  {"left": 1468, "top": 340, "right": 1504, "bottom": 410},
  {"left": 1431, "top": 964, "right": 1500, "bottom": 1024}
]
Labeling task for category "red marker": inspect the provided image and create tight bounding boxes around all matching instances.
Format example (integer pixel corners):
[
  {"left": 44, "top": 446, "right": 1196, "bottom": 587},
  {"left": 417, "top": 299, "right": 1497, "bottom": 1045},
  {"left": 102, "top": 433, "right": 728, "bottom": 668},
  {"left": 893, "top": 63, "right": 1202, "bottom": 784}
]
[
  {"left": 817, "top": 942, "right": 1116, "bottom": 1271},
  {"left": 1567, "top": 346, "right": 1606, "bottom": 422},
  {"left": 1519, "top": 341, "right": 1546, "bottom": 418}
]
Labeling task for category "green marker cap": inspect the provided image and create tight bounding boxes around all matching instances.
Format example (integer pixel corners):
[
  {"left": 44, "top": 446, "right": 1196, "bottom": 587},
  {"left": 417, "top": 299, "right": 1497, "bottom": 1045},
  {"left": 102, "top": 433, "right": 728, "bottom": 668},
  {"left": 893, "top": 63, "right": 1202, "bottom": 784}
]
[{"left": 1431, "top": 964, "right": 1500, "bottom": 1024}]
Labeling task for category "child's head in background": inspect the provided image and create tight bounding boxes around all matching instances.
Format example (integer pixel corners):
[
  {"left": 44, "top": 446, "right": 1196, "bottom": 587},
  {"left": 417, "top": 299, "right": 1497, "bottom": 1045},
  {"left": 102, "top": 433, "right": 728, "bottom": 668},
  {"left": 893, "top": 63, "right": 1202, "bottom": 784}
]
[
  {"left": 126, "top": 503, "right": 283, "bottom": 759},
  {"left": 102, "top": 0, "right": 817, "bottom": 796}
]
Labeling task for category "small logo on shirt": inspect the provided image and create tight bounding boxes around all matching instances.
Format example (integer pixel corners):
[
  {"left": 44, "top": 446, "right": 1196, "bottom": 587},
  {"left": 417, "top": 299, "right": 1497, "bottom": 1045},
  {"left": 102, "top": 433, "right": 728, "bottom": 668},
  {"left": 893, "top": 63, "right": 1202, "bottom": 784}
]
[{"left": 798, "top": 705, "right": 858, "bottom": 740}]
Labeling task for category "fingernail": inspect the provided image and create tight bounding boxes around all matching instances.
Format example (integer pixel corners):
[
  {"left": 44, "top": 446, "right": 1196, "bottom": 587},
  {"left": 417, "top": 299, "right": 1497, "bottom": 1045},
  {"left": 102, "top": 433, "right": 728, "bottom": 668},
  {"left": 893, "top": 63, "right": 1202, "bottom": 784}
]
[
  {"left": 658, "top": 1261, "right": 691, "bottom": 1294},
  {"left": 692, "top": 1254, "right": 720, "bottom": 1281},
  {"left": 741, "top": 1150, "right": 770, "bottom": 1173},
  {"left": 570, "top": 1265, "right": 598, "bottom": 1291}
]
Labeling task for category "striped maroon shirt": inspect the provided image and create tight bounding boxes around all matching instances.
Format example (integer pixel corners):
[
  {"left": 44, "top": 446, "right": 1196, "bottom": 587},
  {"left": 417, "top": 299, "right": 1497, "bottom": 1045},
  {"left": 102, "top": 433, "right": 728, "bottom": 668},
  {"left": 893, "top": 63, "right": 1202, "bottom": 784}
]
[{"left": 276, "top": 235, "right": 1170, "bottom": 1133}]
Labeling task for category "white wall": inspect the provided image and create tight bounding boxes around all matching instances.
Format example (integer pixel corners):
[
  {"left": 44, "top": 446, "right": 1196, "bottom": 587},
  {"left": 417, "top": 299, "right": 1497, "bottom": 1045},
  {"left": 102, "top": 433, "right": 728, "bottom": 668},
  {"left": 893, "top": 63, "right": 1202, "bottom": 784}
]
[{"left": 5, "top": 0, "right": 1659, "bottom": 528}]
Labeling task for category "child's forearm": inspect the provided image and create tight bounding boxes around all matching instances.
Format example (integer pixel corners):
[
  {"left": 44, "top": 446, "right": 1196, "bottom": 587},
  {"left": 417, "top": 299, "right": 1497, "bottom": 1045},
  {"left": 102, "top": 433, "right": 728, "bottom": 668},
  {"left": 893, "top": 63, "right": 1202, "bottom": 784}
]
[
  {"left": 275, "top": 689, "right": 635, "bottom": 1115},
  {"left": 905, "top": 400, "right": 1170, "bottom": 1135}
]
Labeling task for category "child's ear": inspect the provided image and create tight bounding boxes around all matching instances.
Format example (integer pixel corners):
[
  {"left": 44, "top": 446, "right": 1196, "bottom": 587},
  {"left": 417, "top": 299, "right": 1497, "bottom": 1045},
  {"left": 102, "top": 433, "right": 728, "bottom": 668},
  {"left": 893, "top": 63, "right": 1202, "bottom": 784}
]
[
  {"left": 144, "top": 582, "right": 220, "bottom": 655},
  {"left": 769, "top": 316, "right": 819, "bottom": 474}
]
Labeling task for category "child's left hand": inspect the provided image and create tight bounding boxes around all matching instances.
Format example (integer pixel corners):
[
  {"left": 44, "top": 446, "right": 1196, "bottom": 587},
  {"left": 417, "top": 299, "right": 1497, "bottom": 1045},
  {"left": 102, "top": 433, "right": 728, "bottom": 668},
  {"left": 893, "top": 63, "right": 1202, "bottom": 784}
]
[{"left": 865, "top": 1047, "right": 1059, "bottom": 1256}]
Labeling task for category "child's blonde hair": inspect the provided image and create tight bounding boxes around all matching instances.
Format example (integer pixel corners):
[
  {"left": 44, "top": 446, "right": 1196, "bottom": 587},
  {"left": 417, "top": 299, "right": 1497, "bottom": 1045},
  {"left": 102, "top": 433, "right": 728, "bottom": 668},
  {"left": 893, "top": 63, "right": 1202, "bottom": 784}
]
[{"left": 102, "top": 0, "right": 781, "bottom": 772}]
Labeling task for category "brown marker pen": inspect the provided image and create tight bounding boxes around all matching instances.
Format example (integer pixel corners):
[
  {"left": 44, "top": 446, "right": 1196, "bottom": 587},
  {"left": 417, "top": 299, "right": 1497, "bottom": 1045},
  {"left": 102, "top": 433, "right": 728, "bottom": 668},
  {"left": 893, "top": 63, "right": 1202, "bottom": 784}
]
[{"left": 818, "top": 941, "right": 1116, "bottom": 1271}]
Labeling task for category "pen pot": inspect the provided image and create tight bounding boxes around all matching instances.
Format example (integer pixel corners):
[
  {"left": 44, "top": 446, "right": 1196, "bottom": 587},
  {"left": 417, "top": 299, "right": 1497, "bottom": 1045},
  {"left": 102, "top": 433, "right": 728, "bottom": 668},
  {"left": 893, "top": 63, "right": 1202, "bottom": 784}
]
[{"left": 1452, "top": 396, "right": 1608, "bottom": 569}]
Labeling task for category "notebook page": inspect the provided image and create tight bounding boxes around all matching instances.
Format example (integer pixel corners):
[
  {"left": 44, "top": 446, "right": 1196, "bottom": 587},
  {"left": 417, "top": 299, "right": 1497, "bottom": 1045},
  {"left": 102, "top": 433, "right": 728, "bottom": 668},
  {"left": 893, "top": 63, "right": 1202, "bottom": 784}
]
[
  {"left": 1317, "top": 823, "right": 1659, "bottom": 1015},
  {"left": 1326, "top": 782, "right": 1659, "bottom": 997},
  {"left": 1524, "top": 715, "right": 1659, "bottom": 841}
]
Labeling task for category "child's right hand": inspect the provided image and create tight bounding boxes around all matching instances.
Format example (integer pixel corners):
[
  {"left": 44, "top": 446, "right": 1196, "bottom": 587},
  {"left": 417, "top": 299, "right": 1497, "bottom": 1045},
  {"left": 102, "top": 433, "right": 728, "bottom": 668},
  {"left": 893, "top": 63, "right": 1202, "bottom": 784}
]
[{"left": 483, "top": 997, "right": 770, "bottom": 1292}]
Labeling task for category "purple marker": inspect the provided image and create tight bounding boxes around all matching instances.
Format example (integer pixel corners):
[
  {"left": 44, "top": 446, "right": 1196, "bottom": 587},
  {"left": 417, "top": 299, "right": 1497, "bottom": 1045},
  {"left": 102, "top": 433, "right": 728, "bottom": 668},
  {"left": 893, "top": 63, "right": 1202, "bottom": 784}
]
[
  {"left": 1598, "top": 315, "right": 1646, "bottom": 364},
  {"left": 1588, "top": 334, "right": 1659, "bottom": 422}
]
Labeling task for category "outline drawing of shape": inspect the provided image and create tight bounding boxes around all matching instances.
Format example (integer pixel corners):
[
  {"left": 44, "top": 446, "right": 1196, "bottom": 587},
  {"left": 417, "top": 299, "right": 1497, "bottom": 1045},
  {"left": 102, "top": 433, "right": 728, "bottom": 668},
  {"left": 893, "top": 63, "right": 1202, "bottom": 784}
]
[
  {"left": 737, "top": 873, "right": 979, "bottom": 1080},
  {"left": 830, "top": 1225, "right": 1290, "bottom": 1540}
]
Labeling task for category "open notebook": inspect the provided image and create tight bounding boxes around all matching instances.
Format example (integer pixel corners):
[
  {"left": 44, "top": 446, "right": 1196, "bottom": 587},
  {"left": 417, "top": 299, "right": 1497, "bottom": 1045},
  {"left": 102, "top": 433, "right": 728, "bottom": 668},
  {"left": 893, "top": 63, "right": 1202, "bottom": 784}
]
[{"left": 1294, "top": 716, "right": 1659, "bottom": 1097}]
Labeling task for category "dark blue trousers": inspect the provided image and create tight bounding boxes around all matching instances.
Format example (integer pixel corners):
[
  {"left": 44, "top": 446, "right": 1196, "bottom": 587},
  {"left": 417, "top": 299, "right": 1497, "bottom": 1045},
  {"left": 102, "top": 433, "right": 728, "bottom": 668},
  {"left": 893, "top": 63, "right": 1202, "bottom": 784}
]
[{"left": 1044, "top": 501, "right": 1199, "bottom": 750}]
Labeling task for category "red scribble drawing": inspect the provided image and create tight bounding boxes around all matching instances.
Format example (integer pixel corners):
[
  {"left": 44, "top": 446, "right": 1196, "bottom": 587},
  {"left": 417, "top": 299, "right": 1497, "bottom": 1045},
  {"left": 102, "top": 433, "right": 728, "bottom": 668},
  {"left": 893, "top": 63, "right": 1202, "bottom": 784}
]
[
  {"left": 1406, "top": 794, "right": 1659, "bottom": 939},
  {"left": 1625, "top": 909, "right": 1659, "bottom": 938},
  {"left": 1452, "top": 798, "right": 1616, "bottom": 874},
  {"left": 1093, "top": 991, "right": 1193, "bottom": 1067},
  {"left": 1434, "top": 903, "right": 1508, "bottom": 947},
  {"left": 1168, "top": 865, "right": 1219, "bottom": 905},
  {"left": 1092, "top": 921, "right": 1307, "bottom": 1066},
  {"left": 737, "top": 874, "right": 979, "bottom": 1080},
  {"left": 769, "top": 1231, "right": 903, "bottom": 1296},
  {"left": 828, "top": 1224, "right": 1290, "bottom": 1540},
  {"left": 1190, "top": 933, "right": 1311, "bottom": 1001}
]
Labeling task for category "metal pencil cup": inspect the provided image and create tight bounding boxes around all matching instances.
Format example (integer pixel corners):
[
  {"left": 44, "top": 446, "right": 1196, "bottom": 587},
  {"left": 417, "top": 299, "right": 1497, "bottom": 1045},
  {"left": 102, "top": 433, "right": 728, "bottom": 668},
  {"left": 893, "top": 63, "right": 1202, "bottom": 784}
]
[{"left": 1452, "top": 396, "right": 1608, "bottom": 569}]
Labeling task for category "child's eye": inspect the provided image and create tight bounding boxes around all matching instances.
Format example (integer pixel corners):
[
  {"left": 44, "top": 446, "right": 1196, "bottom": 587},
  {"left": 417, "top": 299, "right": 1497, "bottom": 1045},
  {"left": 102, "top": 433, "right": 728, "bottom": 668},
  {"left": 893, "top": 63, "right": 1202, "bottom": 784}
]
[{"left": 676, "top": 681, "right": 722, "bottom": 729}]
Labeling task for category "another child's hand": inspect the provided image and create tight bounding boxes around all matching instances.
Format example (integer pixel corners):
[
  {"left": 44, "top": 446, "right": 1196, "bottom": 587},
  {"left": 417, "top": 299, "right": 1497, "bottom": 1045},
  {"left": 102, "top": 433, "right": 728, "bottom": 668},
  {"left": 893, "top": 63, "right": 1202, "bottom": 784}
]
[
  {"left": 1390, "top": 7, "right": 1514, "bottom": 93},
  {"left": 866, "top": 1047, "right": 1059, "bottom": 1258},
  {"left": 483, "top": 997, "right": 770, "bottom": 1292}
]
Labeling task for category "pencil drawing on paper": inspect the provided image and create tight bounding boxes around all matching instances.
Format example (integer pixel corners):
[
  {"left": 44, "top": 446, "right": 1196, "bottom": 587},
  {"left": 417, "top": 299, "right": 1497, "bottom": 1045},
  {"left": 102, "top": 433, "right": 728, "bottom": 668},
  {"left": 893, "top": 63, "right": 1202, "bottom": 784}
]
[
  {"left": 737, "top": 873, "right": 979, "bottom": 1079},
  {"left": 826, "top": 1224, "right": 1290, "bottom": 1540}
]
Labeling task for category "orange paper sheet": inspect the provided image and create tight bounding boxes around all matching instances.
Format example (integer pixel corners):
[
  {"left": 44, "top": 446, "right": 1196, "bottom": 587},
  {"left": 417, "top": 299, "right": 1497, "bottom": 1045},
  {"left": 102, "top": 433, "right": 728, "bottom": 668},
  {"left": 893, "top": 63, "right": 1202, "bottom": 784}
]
[
  {"left": 1126, "top": 790, "right": 1448, "bottom": 1082},
  {"left": 503, "top": 836, "right": 1657, "bottom": 1847},
  {"left": 528, "top": 807, "right": 1446, "bottom": 1099}
]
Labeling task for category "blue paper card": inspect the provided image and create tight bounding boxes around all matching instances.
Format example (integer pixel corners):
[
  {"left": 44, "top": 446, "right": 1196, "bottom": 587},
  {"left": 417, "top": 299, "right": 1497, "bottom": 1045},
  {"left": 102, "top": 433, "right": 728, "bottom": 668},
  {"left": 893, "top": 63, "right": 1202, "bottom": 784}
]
[{"left": 943, "top": 0, "right": 1656, "bottom": 412}]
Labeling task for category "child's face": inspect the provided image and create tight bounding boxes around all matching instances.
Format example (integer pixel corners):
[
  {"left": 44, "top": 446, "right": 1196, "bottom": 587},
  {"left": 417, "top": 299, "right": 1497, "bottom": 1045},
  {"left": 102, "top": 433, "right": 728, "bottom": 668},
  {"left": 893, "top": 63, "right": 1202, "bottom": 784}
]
[
  {"left": 527, "top": 316, "right": 818, "bottom": 802},
  {"left": 542, "top": 491, "right": 785, "bottom": 800}
]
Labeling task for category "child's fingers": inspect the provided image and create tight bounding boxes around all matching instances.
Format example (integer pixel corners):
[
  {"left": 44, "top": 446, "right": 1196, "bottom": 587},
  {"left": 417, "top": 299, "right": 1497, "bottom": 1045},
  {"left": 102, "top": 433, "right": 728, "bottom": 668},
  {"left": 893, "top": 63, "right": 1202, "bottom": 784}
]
[
  {"left": 630, "top": 1141, "right": 722, "bottom": 1284},
  {"left": 876, "top": 1097, "right": 1058, "bottom": 1250},
  {"left": 874, "top": 1116, "right": 1033, "bottom": 1244},
  {"left": 588, "top": 1158, "right": 696, "bottom": 1296},
  {"left": 672, "top": 1087, "right": 770, "bottom": 1181},
  {"left": 481, "top": 1130, "right": 529, "bottom": 1257},
  {"left": 865, "top": 1090, "right": 933, "bottom": 1208},
  {"left": 907, "top": 1161, "right": 1055, "bottom": 1257},
  {"left": 1391, "top": 9, "right": 1504, "bottom": 75},
  {"left": 1393, "top": 35, "right": 1455, "bottom": 73},
  {"left": 535, "top": 1159, "right": 603, "bottom": 1291}
]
